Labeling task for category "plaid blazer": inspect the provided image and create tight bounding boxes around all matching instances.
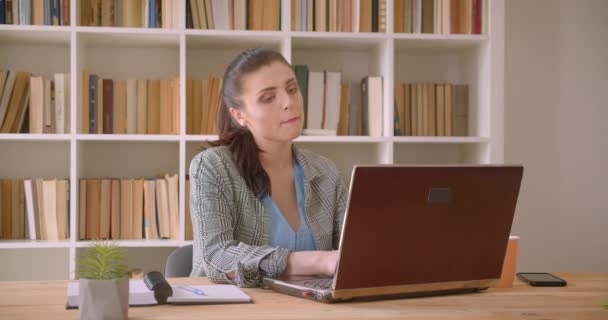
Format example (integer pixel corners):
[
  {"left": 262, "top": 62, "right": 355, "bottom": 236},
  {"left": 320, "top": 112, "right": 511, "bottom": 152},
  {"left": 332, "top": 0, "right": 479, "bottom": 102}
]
[{"left": 189, "top": 145, "right": 347, "bottom": 287}]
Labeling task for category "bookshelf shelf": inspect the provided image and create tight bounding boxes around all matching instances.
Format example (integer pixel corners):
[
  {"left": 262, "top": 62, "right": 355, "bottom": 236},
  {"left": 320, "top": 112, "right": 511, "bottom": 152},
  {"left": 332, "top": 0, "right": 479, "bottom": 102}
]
[
  {"left": 0, "top": 240, "right": 73, "bottom": 249},
  {"left": 0, "top": 0, "right": 505, "bottom": 281},
  {"left": 75, "top": 134, "right": 181, "bottom": 142},
  {"left": 185, "top": 28, "right": 285, "bottom": 38},
  {"left": 184, "top": 135, "right": 218, "bottom": 142},
  {"left": 76, "top": 30, "right": 180, "bottom": 48},
  {"left": 0, "top": 27, "right": 71, "bottom": 44},
  {"left": 186, "top": 32, "right": 283, "bottom": 49},
  {"left": 0, "top": 134, "right": 72, "bottom": 141},
  {"left": 75, "top": 240, "right": 185, "bottom": 248},
  {"left": 295, "top": 136, "right": 389, "bottom": 143},
  {"left": 291, "top": 32, "right": 386, "bottom": 50},
  {"left": 74, "top": 26, "right": 181, "bottom": 36},
  {"left": 393, "top": 35, "right": 488, "bottom": 51},
  {"left": 392, "top": 137, "right": 490, "bottom": 144}
]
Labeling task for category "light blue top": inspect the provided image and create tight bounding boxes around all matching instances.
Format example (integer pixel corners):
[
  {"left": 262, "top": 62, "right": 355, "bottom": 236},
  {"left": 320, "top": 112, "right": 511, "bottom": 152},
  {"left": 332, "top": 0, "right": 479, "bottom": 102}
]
[{"left": 263, "top": 159, "right": 318, "bottom": 251}]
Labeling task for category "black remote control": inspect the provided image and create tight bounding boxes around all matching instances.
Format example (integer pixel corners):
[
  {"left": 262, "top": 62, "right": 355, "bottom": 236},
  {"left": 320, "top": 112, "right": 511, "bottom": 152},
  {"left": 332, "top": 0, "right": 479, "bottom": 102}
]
[{"left": 144, "top": 271, "right": 173, "bottom": 304}]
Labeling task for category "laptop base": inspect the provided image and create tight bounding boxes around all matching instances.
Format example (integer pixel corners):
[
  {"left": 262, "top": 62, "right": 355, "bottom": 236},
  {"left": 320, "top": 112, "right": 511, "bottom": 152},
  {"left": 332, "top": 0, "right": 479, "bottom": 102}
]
[{"left": 263, "top": 278, "right": 488, "bottom": 304}]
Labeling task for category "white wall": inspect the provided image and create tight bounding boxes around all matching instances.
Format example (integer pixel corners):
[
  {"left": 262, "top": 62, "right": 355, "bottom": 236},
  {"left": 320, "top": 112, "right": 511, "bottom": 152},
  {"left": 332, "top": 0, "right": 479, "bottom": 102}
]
[{"left": 506, "top": 0, "right": 608, "bottom": 272}]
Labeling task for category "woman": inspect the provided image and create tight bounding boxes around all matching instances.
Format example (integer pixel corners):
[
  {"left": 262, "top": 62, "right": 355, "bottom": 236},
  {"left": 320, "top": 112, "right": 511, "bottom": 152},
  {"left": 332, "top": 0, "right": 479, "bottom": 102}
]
[{"left": 189, "top": 48, "right": 347, "bottom": 287}]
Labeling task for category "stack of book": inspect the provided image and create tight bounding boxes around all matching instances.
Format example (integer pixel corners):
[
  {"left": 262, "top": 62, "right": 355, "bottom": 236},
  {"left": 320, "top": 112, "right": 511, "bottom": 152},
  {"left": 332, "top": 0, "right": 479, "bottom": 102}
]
[
  {"left": 294, "top": 65, "right": 383, "bottom": 137},
  {"left": 82, "top": 72, "right": 180, "bottom": 135},
  {"left": 187, "top": 0, "right": 280, "bottom": 30},
  {"left": 0, "top": 178, "right": 70, "bottom": 241},
  {"left": 0, "top": 0, "right": 70, "bottom": 26},
  {"left": 0, "top": 70, "right": 71, "bottom": 134},
  {"left": 185, "top": 75, "right": 222, "bottom": 135},
  {"left": 78, "top": 174, "right": 179, "bottom": 241},
  {"left": 393, "top": 82, "right": 468, "bottom": 136},
  {"left": 79, "top": 0, "right": 178, "bottom": 28},
  {"left": 292, "top": 0, "right": 386, "bottom": 32},
  {"left": 394, "top": 0, "right": 487, "bottom": 34}
]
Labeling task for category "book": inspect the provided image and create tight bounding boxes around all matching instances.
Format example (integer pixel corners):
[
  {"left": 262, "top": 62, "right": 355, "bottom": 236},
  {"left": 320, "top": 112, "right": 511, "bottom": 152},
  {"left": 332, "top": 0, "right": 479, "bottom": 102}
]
[
  {"left": 120, "top": 179, "right": 133, "bottom": 240},
  {"left": 42, "top": 179, "right": 58, "bottom": 241},
  {"left": 56, "top": 179, "right": 68, "bottom": 240},
  {"left": 66, "top": 279, "right": 252, "bottom": 308},
  {"left": 110, "top": 179, "right": 120, "bottom": 240},
  {"left": 132, "top": 179, "right": 144, "bottom": 239},
  {"left": 23, "top": 179, "right": 36, "bottom": 240},
  {"left": 78, "top": 179, "right": 86, "bottom": 240}
]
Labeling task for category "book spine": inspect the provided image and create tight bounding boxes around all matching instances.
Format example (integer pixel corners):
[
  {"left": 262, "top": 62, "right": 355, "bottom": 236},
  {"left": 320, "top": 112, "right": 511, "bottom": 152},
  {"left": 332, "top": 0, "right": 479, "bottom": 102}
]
[
  {"left": 62, "top": 0, "right": 70, "bottom": 26},
  {"left": 5, "top": 0, "right": 12, "bottom": 24},
  {"left": 89, "top": 74, "right": 98, "bottom": 134},
  {"left": 19, "top": 0, "right": 30, "bottom": 24},
  {"left": 43, "top": 0, "right": 50, "bottom": 25},
  {"left": 0, "top": 0, "right": 6, "bottom": 24},
  {"left": 51, "top": 0, "right": 60, "bottom": 25},
  {"left": 149, "top": 0, "right": 156, "bottom": 28},
  {"left": 102, "top": 79, "right": 113, "bottom": 134},
  {"left": 186, "top": 0, "right": 193, "bottom": 29}
]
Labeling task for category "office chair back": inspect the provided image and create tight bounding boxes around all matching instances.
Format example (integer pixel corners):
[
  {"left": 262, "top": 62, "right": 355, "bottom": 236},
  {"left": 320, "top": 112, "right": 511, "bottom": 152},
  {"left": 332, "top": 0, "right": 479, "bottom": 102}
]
[{"left": 165, "top": 244, "right": 194, "bottom": 277}]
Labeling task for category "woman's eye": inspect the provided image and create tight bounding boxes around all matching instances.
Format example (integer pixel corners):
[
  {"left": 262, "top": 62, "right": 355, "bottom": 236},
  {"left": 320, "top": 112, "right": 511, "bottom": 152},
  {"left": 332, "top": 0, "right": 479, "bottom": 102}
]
[
  {"left": 261, "top": 95, "right": 275, "bottom": 103},
  {"left": 288, "top": 87, "right": 298, "bottom": 94}
]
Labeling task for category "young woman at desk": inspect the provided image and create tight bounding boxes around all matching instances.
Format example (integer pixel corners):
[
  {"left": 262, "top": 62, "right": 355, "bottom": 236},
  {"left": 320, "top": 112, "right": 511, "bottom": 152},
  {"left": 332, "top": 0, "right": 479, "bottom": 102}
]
[{"left": 189, "top": 48, "right": 347, "bottom": 287}]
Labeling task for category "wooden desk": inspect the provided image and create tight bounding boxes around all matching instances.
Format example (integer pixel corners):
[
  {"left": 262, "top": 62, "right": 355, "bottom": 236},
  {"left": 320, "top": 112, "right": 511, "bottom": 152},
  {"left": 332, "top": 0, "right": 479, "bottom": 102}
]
[{"left": 0, "top": 273, "right": 606, "bottom": 319}]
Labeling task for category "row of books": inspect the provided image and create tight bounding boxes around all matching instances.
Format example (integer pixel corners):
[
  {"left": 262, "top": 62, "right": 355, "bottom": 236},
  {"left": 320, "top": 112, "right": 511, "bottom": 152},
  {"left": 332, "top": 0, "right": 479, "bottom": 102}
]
[
  {"left": 81, "top": 72, "right": 180, "bottom": 135},
  {"left": 0, "top": 178, "right": 69, "bottom": 241},
  {"left": 78, "top": 174, "right": 181, "bottom": 241},
  {"left": 185, "top": 76, "right": 223, "bottom": 135},
  {"left": 0, "top": 0, "right": 70, "bottom": 26},
  {"left": 80, "top": 0, "right": 178, "bottom": 28},
  {"left": 187, "top": 0, "right": 280, "bottom": 31},
  {"left": 292, "top": 0, "right": 386, "bottom": 33},
  {"left": 394, "top": 82, "right": 468, "bottom": 136},
  {"left": 0, "top": 70, "right": 72, "bottom": 134},
  {"left": 294, "top": 65, "right": 383, "bottom": 137},
  {"left": 394, "top": 0, "right": 486, "bottom": 34}
]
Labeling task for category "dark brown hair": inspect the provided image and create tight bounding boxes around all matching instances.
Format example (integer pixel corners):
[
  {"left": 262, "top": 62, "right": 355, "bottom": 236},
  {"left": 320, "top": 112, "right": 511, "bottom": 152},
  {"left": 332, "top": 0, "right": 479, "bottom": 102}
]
[{"left": 209, "top": 48, "right": 291, "bottom": 197}]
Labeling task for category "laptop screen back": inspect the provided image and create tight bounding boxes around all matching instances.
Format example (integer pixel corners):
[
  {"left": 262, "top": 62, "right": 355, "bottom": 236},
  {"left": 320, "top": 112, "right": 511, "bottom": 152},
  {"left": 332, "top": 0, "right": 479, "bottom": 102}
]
[{"left": 333, "top": 166, "right": 523, "bottom": 291}]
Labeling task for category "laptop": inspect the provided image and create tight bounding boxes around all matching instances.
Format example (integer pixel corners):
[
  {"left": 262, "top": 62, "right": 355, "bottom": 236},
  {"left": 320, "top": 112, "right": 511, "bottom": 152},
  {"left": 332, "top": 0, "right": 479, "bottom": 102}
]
[{"left": 263, "top": 165, "right": 524, "bottom": 303}]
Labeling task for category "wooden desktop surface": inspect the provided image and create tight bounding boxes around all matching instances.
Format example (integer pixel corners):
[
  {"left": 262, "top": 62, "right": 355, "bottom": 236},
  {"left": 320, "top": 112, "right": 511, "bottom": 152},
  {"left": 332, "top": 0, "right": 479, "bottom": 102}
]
[{"left": 0, "top": 273, "right": 606, "bottom": 320}]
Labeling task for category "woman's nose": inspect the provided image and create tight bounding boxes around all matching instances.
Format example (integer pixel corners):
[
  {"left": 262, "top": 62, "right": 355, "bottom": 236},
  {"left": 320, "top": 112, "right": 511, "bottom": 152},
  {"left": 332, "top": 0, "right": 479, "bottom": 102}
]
[{"left": 282, "top": 91, "right": 295, "bottom": 110}]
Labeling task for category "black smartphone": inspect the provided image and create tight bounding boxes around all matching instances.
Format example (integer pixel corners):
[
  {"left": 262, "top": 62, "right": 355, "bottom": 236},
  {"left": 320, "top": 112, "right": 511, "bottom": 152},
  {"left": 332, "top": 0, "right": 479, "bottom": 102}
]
[{"left": 516, "top": 272, "right": 567, "bottom": 287}]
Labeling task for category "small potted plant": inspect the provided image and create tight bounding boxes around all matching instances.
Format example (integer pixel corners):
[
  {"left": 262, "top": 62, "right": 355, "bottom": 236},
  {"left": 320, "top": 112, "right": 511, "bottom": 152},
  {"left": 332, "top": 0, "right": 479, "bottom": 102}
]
[{"left": 78, "top": 241, "right": 130, "bottom": 320}]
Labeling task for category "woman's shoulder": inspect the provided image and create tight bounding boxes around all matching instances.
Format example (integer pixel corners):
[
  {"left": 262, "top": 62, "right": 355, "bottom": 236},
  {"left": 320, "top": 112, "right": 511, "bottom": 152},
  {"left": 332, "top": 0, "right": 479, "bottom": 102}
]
[
  {"left": 190, "top": 146, "right": 235, "bottom": 175},
  {"left": 295, "top": 147, "right": 341, "bottom": 177}
]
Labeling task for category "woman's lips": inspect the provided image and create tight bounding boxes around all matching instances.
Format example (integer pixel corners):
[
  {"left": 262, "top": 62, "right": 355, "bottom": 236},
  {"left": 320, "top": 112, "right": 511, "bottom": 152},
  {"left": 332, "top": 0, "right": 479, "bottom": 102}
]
[{"left": 282, "top": 117, "right": 300, "bottom": 124}]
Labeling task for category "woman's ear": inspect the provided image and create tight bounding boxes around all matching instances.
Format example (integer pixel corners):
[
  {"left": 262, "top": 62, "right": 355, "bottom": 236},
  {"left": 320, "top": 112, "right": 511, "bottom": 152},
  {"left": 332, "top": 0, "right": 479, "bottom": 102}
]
[{"left": 229, "top": 107, "right": 247, "bottom": 127}]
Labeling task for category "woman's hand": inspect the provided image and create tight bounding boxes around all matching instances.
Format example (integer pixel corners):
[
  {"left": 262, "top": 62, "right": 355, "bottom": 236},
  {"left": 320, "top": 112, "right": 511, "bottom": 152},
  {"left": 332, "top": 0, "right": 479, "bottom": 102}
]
[
  {"left": 320, "top": 250, "right": 340, "bottom": 277},
  {"left": 283, "top": 250, "right": 341, "bottom": 277}
]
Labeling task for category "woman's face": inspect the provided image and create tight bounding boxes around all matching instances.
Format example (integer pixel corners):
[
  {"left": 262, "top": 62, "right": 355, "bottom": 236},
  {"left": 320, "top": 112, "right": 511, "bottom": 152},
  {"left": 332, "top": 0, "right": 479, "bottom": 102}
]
[{"left": 230, "top": 61, "right": 304, "bottom": 144}]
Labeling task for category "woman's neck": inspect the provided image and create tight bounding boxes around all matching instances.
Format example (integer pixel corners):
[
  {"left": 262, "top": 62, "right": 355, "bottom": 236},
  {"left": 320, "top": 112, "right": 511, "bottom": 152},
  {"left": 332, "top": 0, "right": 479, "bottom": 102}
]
[{"left": 257, "top": 140, "right": 294, "bottom": 172}]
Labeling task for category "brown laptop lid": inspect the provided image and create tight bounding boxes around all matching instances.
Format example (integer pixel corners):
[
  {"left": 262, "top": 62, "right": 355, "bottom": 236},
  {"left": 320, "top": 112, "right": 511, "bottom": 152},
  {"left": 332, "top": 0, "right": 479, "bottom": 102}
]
[{"left": 334, "top": 166, "right": 523, "bottom": 291}]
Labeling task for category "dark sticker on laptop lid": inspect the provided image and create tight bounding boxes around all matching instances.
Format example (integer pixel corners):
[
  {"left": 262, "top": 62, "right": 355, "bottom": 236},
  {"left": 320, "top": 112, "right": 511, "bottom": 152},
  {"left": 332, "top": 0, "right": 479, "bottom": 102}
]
[{"left": 428, "top": 187, "right": 451, "bottom": 203}]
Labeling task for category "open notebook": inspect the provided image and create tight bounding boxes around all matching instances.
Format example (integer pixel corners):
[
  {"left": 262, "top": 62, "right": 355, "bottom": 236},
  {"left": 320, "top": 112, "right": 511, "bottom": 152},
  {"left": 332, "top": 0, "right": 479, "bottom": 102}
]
[{"left": 66, "top": 279, "right": 252, "bottom": 308}]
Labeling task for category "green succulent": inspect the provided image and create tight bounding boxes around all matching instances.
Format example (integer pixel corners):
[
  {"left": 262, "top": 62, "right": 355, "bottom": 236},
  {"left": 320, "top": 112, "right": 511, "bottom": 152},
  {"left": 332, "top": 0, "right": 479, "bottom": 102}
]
[{"left": 78, "top": 241, "right": 129, "bottom": 280}]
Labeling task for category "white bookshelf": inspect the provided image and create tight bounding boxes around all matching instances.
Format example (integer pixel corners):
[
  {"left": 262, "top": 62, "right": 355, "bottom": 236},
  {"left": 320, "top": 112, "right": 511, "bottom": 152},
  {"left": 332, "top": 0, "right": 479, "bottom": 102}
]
[{"left": 0, "top": 0, "right": 505, "bottom": 280}]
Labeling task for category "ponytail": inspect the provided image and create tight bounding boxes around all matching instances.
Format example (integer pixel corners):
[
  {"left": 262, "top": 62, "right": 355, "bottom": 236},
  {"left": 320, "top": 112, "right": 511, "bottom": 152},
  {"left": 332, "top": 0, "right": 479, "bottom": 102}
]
[{"left": 210, "top": 100, "right": 270, "bottom": 196}]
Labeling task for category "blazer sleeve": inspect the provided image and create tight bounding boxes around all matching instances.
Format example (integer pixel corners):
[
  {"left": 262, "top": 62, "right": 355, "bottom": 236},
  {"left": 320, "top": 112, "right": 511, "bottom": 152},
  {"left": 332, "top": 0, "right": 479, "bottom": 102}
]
[
  {"left": 333, "top": 175, "right": 348, "bottom": 250},
  {"left": 189, "top": 152, "right": 290, "bottom": 287}
]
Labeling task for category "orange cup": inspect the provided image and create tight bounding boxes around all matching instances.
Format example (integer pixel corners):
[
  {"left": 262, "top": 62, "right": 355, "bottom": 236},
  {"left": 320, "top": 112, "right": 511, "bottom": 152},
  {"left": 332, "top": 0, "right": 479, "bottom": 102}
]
[{"left": 497, "top": 235, "right": 519, "bottom": 288}]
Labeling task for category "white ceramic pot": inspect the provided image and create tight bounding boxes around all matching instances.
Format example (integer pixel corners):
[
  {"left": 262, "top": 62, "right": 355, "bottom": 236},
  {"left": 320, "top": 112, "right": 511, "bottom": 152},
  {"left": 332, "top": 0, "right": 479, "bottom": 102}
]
[{"left": 79, "top": 277, "right": 129, "bottom": 320}]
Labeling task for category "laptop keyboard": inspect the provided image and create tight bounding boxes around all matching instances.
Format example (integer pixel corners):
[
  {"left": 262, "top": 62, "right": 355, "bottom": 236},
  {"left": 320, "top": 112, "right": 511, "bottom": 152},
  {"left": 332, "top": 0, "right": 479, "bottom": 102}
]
[{"left": 291, "top": 278, "right": 334, "bottom": 290}]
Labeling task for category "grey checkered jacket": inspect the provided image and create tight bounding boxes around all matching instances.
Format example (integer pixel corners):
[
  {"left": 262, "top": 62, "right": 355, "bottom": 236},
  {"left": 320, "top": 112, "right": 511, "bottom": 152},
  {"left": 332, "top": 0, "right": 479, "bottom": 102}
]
[{"left": 189, "top": 145, "right": 347, "bottom": 287}]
